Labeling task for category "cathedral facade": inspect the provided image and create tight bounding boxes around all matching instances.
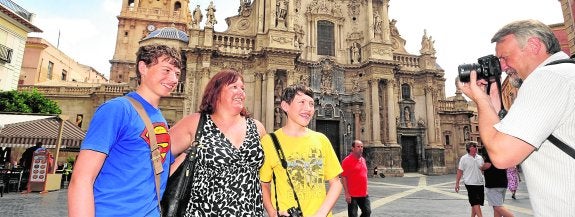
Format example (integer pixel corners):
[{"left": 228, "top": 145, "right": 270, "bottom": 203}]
[{"left": 33, "top": 0, "right": 476, "bottom": 177}]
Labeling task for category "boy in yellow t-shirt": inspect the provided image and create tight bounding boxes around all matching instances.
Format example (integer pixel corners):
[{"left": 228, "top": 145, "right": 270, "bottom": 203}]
[{"left": 260, "top": 84, "right": 343, "bottom": 217}]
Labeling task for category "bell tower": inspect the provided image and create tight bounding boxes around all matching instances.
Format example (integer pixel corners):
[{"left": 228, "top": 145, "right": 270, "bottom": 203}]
[{"left": 109, "top": 0, "right": 192, "bottom": 83}]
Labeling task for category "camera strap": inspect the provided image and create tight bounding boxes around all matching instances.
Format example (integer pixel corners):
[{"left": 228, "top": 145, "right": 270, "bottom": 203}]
[
  {"left": 270, "top": 132, "right": 303, "bottom": 216},
  {"left": 541, "top": 59, "right": 575, "bottom": 159},
  {"left": 486, "top": 75, "right": 508, "bottom": 119}
]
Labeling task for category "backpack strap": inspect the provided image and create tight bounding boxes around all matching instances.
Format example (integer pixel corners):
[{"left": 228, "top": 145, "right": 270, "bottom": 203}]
[{"left": 125, "top": 96, "right": 163, "bottom": 213}]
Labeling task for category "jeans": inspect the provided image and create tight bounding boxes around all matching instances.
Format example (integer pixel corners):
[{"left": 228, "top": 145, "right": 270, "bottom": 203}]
[{"left": 348, "top": 195, "right": 372, "bottom": 217}]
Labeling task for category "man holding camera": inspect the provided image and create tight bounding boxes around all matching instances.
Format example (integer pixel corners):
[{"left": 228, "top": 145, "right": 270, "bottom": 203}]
[{"left": 457, "top": 19, "right": 575, "bottom": 216}]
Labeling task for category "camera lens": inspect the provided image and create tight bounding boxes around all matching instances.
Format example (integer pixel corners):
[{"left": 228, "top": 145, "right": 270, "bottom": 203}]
[{"left": 457, "top": 63, "right": 480, "bottom": 82}]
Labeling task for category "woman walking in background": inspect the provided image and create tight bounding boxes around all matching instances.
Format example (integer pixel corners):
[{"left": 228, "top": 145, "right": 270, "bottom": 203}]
[{"left": 507, "top": 166, "right": 521, "bottom": 199}]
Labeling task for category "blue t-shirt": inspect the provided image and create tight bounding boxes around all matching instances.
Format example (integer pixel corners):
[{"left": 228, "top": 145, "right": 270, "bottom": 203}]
[{"left": 81, "top": 92, "right": 173, "bottom": 217}]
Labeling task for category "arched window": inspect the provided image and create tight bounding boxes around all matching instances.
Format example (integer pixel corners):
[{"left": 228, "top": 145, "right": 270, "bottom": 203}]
[
  {"left": 401, "top": 83, "right": 411, "bottom": 99},
  {"left": 174, "top": 1, "right": 182, "bottom": 11},
  {"left": 317, "top": 20, "right": 334, "bottom": 56}
]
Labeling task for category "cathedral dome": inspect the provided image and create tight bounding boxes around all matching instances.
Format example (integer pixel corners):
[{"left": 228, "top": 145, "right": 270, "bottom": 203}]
[{"left": 142, "top": 26, "right": 189, "bottom": 43}]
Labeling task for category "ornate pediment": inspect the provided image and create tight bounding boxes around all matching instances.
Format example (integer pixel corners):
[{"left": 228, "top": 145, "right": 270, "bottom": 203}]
[{"left": 306, "top": 0, "right": 344, "bottom": 18}]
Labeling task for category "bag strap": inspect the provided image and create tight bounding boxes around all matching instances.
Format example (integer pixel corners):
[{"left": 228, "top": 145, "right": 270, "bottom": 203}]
[
  {"left": 193, "top": 113, "right": 206, "bottom": 147},
  {"left": 541, "top": 60, "right": 575, "bottom": 159},
  {"left": 544, "top": 58, "right": 575, "bottom": 66},
  {"left": 547, "top": 134, "right": 575, "bottom": 159},
  {"left": 186, "top": 113, "right": 206, "bottom": 157},
  {"left": 269, "top": 132, "right": 302, "bottom": 215},
  {"left": 125, "top": 96, "right": 163, "bottom": 213}
]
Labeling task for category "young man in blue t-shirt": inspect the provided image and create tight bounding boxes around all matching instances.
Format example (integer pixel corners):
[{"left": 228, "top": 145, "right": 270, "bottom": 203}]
[{"left": 68, "top": 44, "right": 182, "bottom": 217}]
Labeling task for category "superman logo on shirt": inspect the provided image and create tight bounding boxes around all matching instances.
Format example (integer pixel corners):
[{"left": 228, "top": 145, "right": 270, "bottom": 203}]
[{"left": 140, "top": 122, "right": 170, "bottom": 163}]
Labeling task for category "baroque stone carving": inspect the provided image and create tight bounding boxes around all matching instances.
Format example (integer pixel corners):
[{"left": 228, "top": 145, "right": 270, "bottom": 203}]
[
  {"left": 307, "top": 0, "right": 344, "bottom": 18},
  {"left": 346, "top": 31, "right": 364, "bottom": 43},
  {"left": 272, "top": 36, "right": 293, "bottom": 44},
  {"left": 320, "top": 61, "right": 333, "bottom": 94},
  {"left": 347, "top": 0, "right": 361, "bottom": 17}
]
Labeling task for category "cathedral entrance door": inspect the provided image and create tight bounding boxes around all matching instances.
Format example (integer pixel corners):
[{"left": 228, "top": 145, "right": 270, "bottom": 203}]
[
  {"left": 315, "top": 120, "right": 341, "bottom": 160},
  {"left": 401, "top": 136, "right": 418, "bottom": 172}
]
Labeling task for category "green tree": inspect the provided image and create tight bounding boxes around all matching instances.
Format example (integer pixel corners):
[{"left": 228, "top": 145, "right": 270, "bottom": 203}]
[{"left": 0, "top": 89, "right": 61, "bottom": 114}]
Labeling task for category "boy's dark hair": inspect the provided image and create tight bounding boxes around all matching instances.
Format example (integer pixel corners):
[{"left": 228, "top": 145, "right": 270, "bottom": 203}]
[
  {"left": 281, "top": 84, "right": 314, "bottom": 104},
  {"left": 135, "top": 44, "right": 182, "bottom": 83}
]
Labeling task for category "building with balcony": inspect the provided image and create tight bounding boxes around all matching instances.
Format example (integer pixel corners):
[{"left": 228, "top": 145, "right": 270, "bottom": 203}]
[{"left": 0, "top": 0, "right": 41, "bottom": 91}]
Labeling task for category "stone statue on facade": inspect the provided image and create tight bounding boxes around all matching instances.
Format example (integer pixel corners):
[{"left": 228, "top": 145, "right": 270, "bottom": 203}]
[
  {"left": 192, "top": 5, "right": 203, "bottom": 28},
  {"left": 351, "top": 43, "right": 360, "bottom": 64},
  {"left": 390, "top": 19, "right": 399, "bottom": 36},
  {"left": 274, "top": 107, "right": 282, "bottom": 128},
  {"left": 276, "top": 0, "right": 287, "bottom": 28},
  {"left": 374, "top": 11, "right": 382, "bottom": 33},
  {"left": 420, "top": 29, "right": 436, "bottom": 55},
  {"left": 404, "top": 107, "right": 412, "bottom": 127},
  {"left": 294, "top": 24, "right": 304, "bottom": 49},
  {"left": 205, "top": 1, "right": 217, "bottom": 28}
]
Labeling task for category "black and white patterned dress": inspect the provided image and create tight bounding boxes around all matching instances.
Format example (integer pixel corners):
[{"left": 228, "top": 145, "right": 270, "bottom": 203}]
[{"left": 183, "top": 114, "right": 264, "bottom": 217}]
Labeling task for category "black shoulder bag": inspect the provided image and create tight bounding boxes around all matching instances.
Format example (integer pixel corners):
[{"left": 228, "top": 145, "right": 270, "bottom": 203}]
[
  {"left": 269, "top": 133, "right": 303, "bottom": 217},
  {"left": 161, "top": 113, "right": 206, "bottom": 217},
  {"left": 542, "top": 59, "right": 575, "bottom": 159}
]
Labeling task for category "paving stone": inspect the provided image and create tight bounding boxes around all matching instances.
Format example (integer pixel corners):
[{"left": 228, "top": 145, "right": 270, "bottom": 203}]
[{"left": 0, "top": 174, "right": 531, "bottom": 217}]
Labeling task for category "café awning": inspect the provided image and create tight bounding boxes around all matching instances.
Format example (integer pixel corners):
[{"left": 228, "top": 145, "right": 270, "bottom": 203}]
[{"left": 0, "top": 114, "right": 85, "bottom": 151}]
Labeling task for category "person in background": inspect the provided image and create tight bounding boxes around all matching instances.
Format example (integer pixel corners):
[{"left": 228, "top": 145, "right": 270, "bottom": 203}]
[
  {"left": 68, "top": 44, "right": 182, "bottom": 217},
  {"left": 341, "top": 140, "right": 371, "bottom": 217},
  {"left": 455, "top": 141, "right": 485, "bottom": 217},
  {"left": 19, "top": 141, "right": 42, "bottom": 170},
  {"left": 506, "top": 166, "right": 521, "bottom": 200},
  {"left": 260, "top": 84, "right": 343, "bottom": 217},
  {"left": 457, "top": 19, "right": 575, "bottom": 216},
  {"left": 481, "top": 148, "right": 514, "bottom": 217},
  {"left": 169, "top": 69, "right": 267, "bottom": 216}
]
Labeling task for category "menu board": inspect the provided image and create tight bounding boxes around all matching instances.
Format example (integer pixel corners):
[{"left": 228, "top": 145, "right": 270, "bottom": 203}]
[{"left": 29, "top": 149, "right": 48, "bottom": 182}]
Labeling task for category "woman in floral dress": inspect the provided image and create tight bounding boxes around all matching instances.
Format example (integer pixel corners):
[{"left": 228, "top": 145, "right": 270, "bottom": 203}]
[{"left": 507, "top": 166, "right": 520, "bottom": 199}]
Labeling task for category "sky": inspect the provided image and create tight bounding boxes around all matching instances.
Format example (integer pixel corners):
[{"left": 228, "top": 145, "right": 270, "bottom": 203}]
[{"left": 17, "top": 0, "right": 564, "bottom": 96}]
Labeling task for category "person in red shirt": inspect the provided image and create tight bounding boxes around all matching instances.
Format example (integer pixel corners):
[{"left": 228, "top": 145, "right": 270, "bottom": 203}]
[{"left": 341, "top": 140, "right": 371, "bottom": 217}]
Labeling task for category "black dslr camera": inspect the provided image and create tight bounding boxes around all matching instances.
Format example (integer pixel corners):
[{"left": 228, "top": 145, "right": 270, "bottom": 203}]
[
  {"left": 287, "top": 207, "right": 303, "bottom": 217},
  {"left": 458, "top": 54, "right": 502, "bottom": 82}
]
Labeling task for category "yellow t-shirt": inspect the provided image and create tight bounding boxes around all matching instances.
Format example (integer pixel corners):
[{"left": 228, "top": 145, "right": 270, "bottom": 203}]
[{"left": 260, "top": 128, "right": 343, "bottom": 217}]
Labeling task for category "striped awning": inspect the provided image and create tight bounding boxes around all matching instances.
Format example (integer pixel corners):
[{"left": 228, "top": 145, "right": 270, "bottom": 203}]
[{"left": 0, "top": 114, "right": 85, "bottom": 150}]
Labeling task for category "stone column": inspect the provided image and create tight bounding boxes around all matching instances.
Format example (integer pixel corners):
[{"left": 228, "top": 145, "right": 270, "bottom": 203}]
[
  {"left": 381, "top": 0, "right": 391, "bottom": 43},
  {"left": 265, "top": 70, "right": 275, "bottom": 131},
  {"left": 370, "top": 79, "right": 381, "bottom": 145},
  {"left": 258, "top": 0, "right": 266, "bottom": 33},
  {"left": 253, "top": 72, "right": 263, "bottom": 121},
  {"left": 367, "top": 0, "right": 374, "bottom": 40},
  {"left": 386, "top": 80, "right": 397, "bottom": 144},
  {"left": 425, "top": 86, "right": 437, "bottom": 145}
]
